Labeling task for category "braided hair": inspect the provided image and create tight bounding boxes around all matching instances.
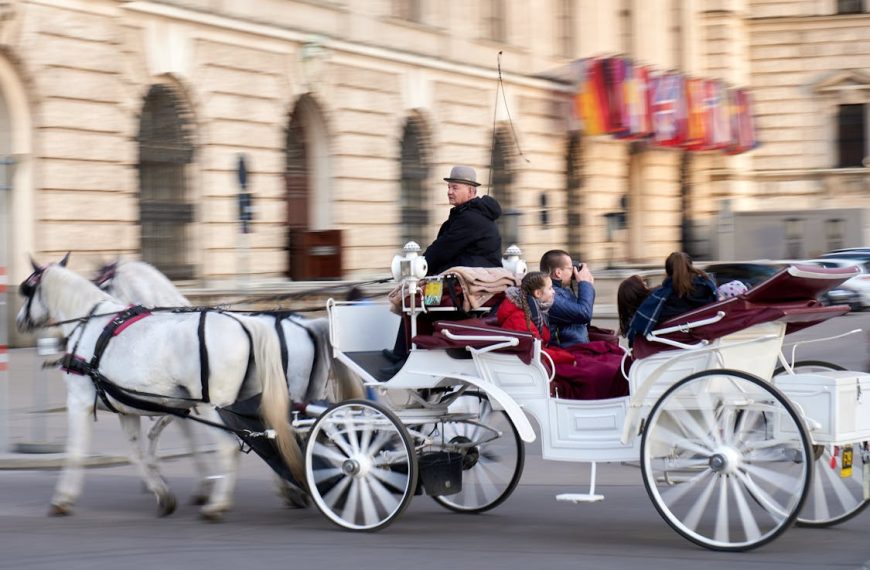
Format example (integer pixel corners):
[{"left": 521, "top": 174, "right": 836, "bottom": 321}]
[{"left": 517, "top": 271, "right": 550, "bottom": 333}]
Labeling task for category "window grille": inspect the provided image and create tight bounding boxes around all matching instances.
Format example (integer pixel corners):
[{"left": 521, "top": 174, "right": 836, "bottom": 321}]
[
  {"left": 400, "top": 118, "right": 429, "bottom": 246},
  {"left": 137, "top": 84, "right": 194, "bottom": 280},
  {"left": 837, "top": 0, "right": 864, "bottom": 14}
]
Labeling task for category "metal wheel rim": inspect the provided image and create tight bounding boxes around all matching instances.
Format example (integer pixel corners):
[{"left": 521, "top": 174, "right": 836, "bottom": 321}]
[
  {"left": 305, "top": 400, "right": 417, "bottom": 531},
  {"left": 774, "top": 360, "right": 870, "bottom": 527},
  {"left": 430, "top": 394, "right": 524, "bottom": 513},
  {"left": 641, "top": 369, "right": 812, "bottom": 551}
]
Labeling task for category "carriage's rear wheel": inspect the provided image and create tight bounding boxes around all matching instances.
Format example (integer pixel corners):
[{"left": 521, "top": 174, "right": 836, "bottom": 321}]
[
  {"left": 430, "top": 391, "right": 525, "bottom": 513},
  {"left": 641, "top": 369, "right": 812, "bottom": 552},
  {"left": 773, "top": 360, "right": 870, "bottom": 527},
  {"left": 305, "top": 400, "right": 417, "bottom": 531}
]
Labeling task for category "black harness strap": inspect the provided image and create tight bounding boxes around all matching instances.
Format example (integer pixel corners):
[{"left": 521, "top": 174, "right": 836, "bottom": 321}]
[
  {"left": 274, "top": 316, "right": 289, "bottom": 378},
  {"left": 198, "top": 310, "right": 210, "bottom": 403}
]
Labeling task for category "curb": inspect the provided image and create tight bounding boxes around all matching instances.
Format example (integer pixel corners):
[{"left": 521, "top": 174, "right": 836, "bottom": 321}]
[{"left": 0, "top": 448, "right": 209, "bottom": 471}]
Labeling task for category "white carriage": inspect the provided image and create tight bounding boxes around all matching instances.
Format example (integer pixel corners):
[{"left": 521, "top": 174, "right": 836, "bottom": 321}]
[{"left": 307, "top": 252, "right": 870, "bottom": 551}]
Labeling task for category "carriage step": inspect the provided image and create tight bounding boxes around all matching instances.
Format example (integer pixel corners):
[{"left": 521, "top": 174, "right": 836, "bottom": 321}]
[{"left": 556, "top": 493, "right": 604, "bottom": 504}]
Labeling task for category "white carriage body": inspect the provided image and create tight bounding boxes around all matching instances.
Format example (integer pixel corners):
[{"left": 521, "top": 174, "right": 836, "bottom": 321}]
[{"left": 326, "top": 298, "right": 867, "bottom": 462}]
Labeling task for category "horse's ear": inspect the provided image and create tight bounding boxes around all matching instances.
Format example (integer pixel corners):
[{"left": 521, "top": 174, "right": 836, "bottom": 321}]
[
  {"left": 59, "top": 252, "right": 70, "bottom": 267},
  {"left": 30, "top": 256, "right": 41, "bottom": 272}
]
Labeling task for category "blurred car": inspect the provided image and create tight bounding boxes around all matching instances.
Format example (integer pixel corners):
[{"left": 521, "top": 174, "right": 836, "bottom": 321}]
[
  {"left": 704, "top": 261, "right": 862, "bottom": 311},
  {"left": 804, "top": 258, "right": 870, "bottom": 309},
  {"left": 819, "top": 249, "right": 870, "bottom": 262}
]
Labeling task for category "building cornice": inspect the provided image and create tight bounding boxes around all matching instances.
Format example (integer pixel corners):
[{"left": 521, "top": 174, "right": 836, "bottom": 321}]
[
  {"left": 120, "top": 1, "right": 573, "bottom": 93},
  {"left": 749, "top": 13, "right": 870, "bottom": 27}
]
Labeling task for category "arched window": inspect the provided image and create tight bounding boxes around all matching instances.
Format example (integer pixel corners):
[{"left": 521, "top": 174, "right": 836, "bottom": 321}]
[
  {"left": 565, "top": 132, "right": 583, "bottom": 260},
  {"left": 137, "top": 84, "right": 195, "bottom": 280},
  {"left": 491, "top": 128, "right": 517, "bottom": 246},
  {"left": 400, "top": 117, "right": 429, "bottom": 246}
]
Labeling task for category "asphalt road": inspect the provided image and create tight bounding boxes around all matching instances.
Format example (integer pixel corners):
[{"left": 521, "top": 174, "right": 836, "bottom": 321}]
[
  {"left": 1, "top": 452, "right": 870, "bottom": 570},
  {"left": 0, "top": 311, "right": 867, "bottom": 570}
]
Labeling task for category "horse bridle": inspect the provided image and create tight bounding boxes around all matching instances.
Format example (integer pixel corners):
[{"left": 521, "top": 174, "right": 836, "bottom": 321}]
[
  {"left": 93, "top": 262, "right": 117, "bottom": 291},
  {"left": 18, "top": 267, "right": 45, "bottom": 328}
]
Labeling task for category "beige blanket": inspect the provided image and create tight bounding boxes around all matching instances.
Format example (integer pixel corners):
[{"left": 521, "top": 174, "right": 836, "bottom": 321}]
[{"left": 388, "top": 266, "right": 521, "bottom": 314}]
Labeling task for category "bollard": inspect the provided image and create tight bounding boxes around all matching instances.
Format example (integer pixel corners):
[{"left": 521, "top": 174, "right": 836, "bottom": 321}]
[{"left": 12, "top": 336, "right": 64, "bottom": 454}]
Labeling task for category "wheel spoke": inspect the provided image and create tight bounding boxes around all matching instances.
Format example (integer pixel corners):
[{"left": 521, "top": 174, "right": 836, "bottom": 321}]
[
  {"left": 367, "top": 473, "right": 401, "bottom": 513},
  {"left": 741, "top": 461, "right": 803, "bottom": 496},
  {"left": 682, "top": 471, "right": 719, "bottom": 531},
  {"left": 650, "top": 422, "right": 715, "bottom": 457},
  {"left": 714, "top": 475, "right": 730, "bottom": 544},
  {"left": 663, "top": 404, "right": 718, "bottom": 450},
  {"left": 312, "top": 466, "right": 343, "bottom": 484},
  {"left": 658, "top": 469, "right": 713, "bottom": 506},
  {"left": 323, "top": 421, "right": 354, "bottom": 458},
  {"left": 729, "top": 473, "right": 762, "bottom": 542},
  {"left": 358, "top": 478, "right": 379, "bottom": 527},
  {"left": 811, "top": 464, "right": 832, "bottom": 522},
  {"left": 734, "top": 469, "right": 788, "bottom": 522},
  {"left": 370, "top": 466, "right": 410, "bottom": 492},
  {"left": 312, "top": 440, "right": 348, "bottom": 463},
  {"left": 341, "top": 478, "right": 361, "bottom": 523},
  {"left": 323, "top": 474, "right": 352, "bottom": 507}
]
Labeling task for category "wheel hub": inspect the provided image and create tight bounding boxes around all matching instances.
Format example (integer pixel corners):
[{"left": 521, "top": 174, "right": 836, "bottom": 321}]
[
  {"left": 341, "top": 456, "right": 372, "bottom": 478},
  {"left": 450, "top": 435, "right": 480, "bottom": 469},
  {"left": 708, "top": 447, "right": 741, "bottom": 474}
]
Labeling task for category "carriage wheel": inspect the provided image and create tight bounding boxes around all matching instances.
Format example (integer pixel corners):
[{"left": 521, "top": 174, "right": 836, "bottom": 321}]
[
  {"left": 773, "top": 361, "right": 870, "bottom": 527},
  {"left": 305, "top": 400, "right": 417, "bottom": 531},
  {"left": 641, "top": 369, "right": 812, "bottom": 552},
  {"left": 430, "top": 391, "right": 525, "bottom": 513}
]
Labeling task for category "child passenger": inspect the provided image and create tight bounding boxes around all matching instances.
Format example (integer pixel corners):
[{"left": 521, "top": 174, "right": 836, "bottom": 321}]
[
  {"left": 626, "top": 252, "right": 717, "bottom": 345},
  {"left": 497, "top": 272, "right": 628, "bottom": 400}
]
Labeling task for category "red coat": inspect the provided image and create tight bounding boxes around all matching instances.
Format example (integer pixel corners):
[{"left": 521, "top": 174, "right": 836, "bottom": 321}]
[{"left": 496, "top": 299, "right": 575, "bottom": 365}]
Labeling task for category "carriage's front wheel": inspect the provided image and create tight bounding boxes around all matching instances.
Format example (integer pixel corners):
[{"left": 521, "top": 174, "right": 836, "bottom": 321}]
[
  {"left": 305, "top": 400, "right": 417, "bottom": 531},
  {"left": 641, "top": 369, "right": 812, "bottom": 552},
  {"left": 430, "top": 392, "right": 525, "bottom": 513},
  {"left": 773, "top": 360, "right": 870, "bottom": 527}
]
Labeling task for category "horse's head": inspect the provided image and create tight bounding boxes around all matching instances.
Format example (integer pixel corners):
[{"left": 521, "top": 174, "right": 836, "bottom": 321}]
[
  {"left": 93, "top": 259, "right": 119, "bottom": 291},
  {"left": 16, "top": 253, "right": 69, "bottom": 332}
]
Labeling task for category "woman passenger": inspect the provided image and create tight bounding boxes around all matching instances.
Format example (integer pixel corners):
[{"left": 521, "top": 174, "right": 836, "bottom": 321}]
[
  {"left": 626, "top": 252, "right": 717, "bottom": 345},
  {"left": 617, "top": 275, "right": 651, "bottom": 338}
]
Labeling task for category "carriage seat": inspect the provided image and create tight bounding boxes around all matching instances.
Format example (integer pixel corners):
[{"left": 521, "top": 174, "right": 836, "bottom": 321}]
[
  {"left": 632, "top": 264, "right": 858, "bottom": 360},
  {"left": 412, "top": 318, "right": 537, "bottom": 364}
]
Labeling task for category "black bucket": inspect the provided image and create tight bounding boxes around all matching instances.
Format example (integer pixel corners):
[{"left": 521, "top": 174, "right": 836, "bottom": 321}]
[{"left": 418, "top": 451, "right": 463, "bottom": 496}]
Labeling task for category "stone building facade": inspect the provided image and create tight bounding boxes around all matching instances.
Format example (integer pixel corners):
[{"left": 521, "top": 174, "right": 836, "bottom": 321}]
[{"left": 0, "top": 0, "right": 865, "bottom": 297}]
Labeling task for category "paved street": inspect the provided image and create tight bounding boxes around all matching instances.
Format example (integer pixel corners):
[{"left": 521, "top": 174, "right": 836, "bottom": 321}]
[{"left": 0, "top": 311, "right": 868, "bottom": 569}]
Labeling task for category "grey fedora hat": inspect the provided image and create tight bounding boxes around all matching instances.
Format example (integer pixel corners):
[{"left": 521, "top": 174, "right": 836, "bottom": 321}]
[{"left": 443, "top": 165, "right": 481, "bottom": 187}]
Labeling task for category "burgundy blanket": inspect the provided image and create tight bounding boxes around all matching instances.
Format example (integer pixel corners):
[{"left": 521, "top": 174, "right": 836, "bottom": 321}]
[{"left": 552, "top": 341, "right": 628, "bottom": 400}]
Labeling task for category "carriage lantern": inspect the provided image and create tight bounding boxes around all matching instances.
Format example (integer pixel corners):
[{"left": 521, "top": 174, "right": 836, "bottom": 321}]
[{"left": 390, "top": 241, "right": 428, "bottom": 282}]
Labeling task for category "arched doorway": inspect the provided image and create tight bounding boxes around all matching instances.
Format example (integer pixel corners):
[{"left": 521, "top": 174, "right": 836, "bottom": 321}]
[
  {"left": 399, "top": 115, "right": 429, "bottom": 246},
  {"left": 285, "top": 94, "right": 338, "bottom": 280},
  {"left": 491, "top": 128, "right": 517, "bottom": 246},
  {"left": 137, "top": 84, "right": 195, "bottom": 280}
]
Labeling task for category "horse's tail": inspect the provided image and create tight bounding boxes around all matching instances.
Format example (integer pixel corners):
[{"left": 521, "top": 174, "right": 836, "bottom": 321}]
[
  {"left": 241, "top": 315, "right": 304, "bottom": 483},
  {"left": 300, "top": 317, "right": 332, "bottom": 401}
]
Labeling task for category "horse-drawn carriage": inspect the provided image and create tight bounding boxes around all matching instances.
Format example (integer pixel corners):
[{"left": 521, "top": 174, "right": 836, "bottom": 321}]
[
  {"left": 15, "top": 252, "right": 870, "bottom": 551},
  {"left": 309, "top": 251, "right": 870, "bottom": 551}
]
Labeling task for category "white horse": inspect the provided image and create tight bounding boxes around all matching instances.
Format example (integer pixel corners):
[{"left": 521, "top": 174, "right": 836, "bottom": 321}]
[
  {"left": 93, "top": 259, "right": 362, "bottom": 506},
  {"left": 17, "top": 255, "right": 303, "bottom": 520}
]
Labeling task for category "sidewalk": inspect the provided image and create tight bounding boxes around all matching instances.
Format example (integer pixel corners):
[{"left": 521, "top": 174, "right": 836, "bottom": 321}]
[{"left": 0, "top": 347, "right": 213, "bottom": 470}]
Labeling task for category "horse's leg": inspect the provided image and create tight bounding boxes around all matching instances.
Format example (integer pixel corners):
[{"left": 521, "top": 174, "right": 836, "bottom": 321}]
[
  {"left": 119, "top": 415, "right": 176, "bottom": 517},
  {"left": 147, "top": 414, "right": 213, "bottom": 505},
  {"left": 198, "top": 407, "right": 239, "bottom": 521},
  {"left": 50, "top": 384, "right": 94, "bottom": 516}
]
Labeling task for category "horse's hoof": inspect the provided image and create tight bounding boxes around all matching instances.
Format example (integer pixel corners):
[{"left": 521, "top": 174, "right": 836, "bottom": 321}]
[
  {"left": 157, "top": 493, "right": 177, "bottom": 517},
  {"left": 190, "top": 494, "right": 209, "bottom": 506},
  {"left": 199, "top": 510, "right": 224, "bottom": 523},
  {"left": 48, "top": 503, "right": 72, "bottom": 517},
  {"left": 282, "top": 489, "right": 311, "bottom": 509}
]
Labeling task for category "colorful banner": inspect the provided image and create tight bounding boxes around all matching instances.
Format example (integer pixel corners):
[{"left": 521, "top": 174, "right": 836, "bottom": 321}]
[{"left": 572, "top": 56, "right": 759, "bottom": 155}]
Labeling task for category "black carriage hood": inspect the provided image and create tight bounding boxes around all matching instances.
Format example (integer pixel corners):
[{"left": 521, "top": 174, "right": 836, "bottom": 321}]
[{"left": 462, "top": 195, "right": 501, "bottom": 220}]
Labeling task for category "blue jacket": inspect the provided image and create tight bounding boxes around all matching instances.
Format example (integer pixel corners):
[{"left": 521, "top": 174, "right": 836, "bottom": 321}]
[
  {"left": 626, "top": 275, "right": 717, "bottom": 345},
  {"left": 548, "top": 280, "right": 595, "bottom": 347}
]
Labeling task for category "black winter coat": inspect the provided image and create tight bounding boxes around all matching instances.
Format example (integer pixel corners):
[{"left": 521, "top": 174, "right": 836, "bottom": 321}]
[{"left": 423, "top": 195, "right": 503, "bottom": 275}]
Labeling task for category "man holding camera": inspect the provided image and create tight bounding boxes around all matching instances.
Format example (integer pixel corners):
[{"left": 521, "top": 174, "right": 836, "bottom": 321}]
[{"left": 540, "top": 249, "right": 595, "bottom": 347}]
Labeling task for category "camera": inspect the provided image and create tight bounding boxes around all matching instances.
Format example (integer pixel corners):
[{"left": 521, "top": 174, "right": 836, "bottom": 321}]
[{"left": 571, "top": 262, "right": 583, "bottom": 279}]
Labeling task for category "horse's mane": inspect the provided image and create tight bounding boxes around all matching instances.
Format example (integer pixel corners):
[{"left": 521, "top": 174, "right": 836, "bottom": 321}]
[
  {"left": 42, "top": 265, "right": 117, "bottom": 319},
  {"left": 113, "top": 261, "right": 190, "bottom": 307}
]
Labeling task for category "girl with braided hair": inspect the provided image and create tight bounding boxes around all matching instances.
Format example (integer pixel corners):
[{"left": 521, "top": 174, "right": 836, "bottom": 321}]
[{"left": 498, "top": 272, "right": 629, "bottom": 400}]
